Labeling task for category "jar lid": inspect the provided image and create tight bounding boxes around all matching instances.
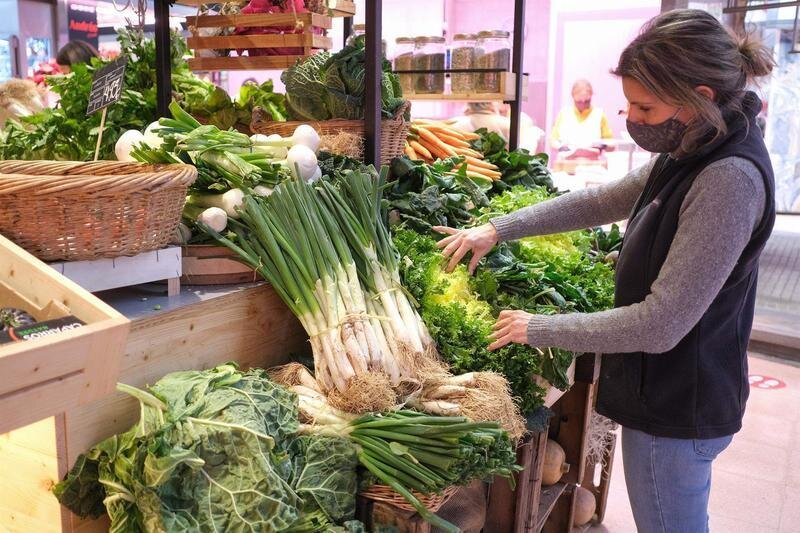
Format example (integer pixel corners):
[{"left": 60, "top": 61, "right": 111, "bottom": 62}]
[
  {"left": 396, "top": 37, "right": 415, "bottom": 44},
  {"left": 353, "top": 24, "right": 366, "bottom": 31},
  {"left": 453, "top": 33, "right": 476, "bottom": 41},
  {"left": 416, "top": 36, "right": 445, "bottom": 44},
  {"left": 479, "top": 30, "right": 510, "bottom": 38}
]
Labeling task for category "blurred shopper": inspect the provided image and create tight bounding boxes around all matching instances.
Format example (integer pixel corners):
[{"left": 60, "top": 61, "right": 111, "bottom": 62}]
[
  {"left": 550, "top": 79, "right": 614, "bottom": 155},
  {"left": 55, "top": 40, "right": 100, "bottom": 73}
]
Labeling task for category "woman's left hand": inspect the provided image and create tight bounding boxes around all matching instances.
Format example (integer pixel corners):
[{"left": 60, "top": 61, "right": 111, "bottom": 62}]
[{"left": 488, "top": 310, "right": 534, "bottom": 351}]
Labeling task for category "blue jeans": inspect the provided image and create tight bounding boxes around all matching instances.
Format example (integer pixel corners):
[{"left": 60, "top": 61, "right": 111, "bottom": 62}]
[{"left": 621, "top": 427, "right": 733, "bottom": 533}]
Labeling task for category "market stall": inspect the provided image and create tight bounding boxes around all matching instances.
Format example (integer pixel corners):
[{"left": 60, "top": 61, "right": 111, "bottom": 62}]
[{"left": 0, "top": 1, "right": 618, "bottom": 531}]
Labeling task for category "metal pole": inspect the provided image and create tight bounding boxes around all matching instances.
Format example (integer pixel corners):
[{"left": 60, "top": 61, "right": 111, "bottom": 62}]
[
  {"left": 364, "top": 0, "right": 382, "bottom": 166},
  {"left": 343, "top": 16, "right": 353, "bottom": 47},
  {"left": 154, "top": 0, "right": 172, "bottom": 118},
  {"left": 509, "top": 0, "right": 526, "bottom": 150}
]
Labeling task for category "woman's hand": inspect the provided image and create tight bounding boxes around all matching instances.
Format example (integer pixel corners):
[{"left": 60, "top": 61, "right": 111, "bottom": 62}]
[
  {"left": 488, "top": 310, "right": 533, "bottom": 351},
  {"left": 434, "top": 223, "right": 499, "bottom": 274}
]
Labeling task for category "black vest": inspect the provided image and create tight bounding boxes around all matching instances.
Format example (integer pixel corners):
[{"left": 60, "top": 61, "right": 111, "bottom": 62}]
[{"left": 596, "top": 93, "right": 776, "bottom": 439}]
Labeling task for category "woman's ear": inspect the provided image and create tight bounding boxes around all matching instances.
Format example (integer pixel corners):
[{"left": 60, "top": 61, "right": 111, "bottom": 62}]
[{"left": 695, "top": 85, "right": 716, "bottom": 101}]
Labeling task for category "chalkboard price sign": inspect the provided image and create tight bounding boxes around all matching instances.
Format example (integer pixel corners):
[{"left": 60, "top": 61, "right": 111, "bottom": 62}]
[{"left": 87, "top": 56, "right": 128, "bottom": 115}]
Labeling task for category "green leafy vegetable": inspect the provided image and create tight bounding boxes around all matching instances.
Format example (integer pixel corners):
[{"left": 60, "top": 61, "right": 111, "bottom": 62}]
[
  {"left": 281, "top": 36, "right": 405, "bottom": 121},
  {"left": 53, "top": 364, "right": 302, "bottom": 532}
]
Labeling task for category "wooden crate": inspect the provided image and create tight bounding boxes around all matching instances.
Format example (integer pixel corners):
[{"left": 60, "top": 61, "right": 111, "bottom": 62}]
[
  {"left": 329, "top": 0, "right": 356, "bottom": 17},
  {"left": 0, "top": 235, "right": 130, "bottom": 435},
  {"left": 0, "top": 283, "right": 306, "bottom": 532},
  {"left": 485, "top": 429, "right": 549, "bottom": 532},
  {"left": 181, "top": 244, "right": 261, "bottom": 285},
  {"left": 184, "top": 12, "right": 333, "bottom": 71}
]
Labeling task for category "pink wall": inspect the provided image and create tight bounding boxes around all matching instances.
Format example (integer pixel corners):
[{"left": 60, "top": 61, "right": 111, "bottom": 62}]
[{"left": 550, "top": 7, "right": 659, "bottom": 138}]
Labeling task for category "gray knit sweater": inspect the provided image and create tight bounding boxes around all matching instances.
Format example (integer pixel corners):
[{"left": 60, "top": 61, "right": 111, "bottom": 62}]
[{"left": 490, "top": 156, "right": 766, "bottom": 354}]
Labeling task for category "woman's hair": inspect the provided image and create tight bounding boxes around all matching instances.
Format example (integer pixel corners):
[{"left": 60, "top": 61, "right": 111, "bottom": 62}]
[
  {"left": 56, "top": 40, "right": 100, "bottom": 67},
  {"left": 613, "top": 9, "right": 775, "bottom": 154}
]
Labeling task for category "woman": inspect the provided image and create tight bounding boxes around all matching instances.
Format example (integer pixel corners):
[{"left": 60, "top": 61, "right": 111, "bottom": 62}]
[
  {"left": 437, "top": 10, "right": 775, "bottom": 532},
  {"left": 55, "top": 40, "right": 100, "bottom": 73}
]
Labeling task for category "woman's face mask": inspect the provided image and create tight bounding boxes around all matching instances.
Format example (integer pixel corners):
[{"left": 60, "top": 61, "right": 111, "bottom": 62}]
[{"left": 626, "top": 108, "right": 688, "bottom": 153}]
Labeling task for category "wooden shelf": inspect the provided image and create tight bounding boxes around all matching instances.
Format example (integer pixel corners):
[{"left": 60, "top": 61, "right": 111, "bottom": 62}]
[
  {"left": 405, "top": 72, "right": 528, "bottom": 103},
  {"left": 176, "top": 0, "right": 353, "bottom": 17},
  {"left": 188, "top": 54, "right": 304, "bottom": 71},
  {"left": 535, "top": 483, "right": 569, "bottom": 532},
  {"left": 330, "top": 0, "right": 356, "bottom": 16},
  {"left": 185, "top": 12, "right": 332, "bottom": 30},
  {"left": 409, "top": 93, "right": 516, "bottom": 102},
  {"left": 187, "top": 32, "right": 331, "bottom": 50}
]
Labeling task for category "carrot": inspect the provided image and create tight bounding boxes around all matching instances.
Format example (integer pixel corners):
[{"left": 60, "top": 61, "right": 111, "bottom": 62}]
[
  {"left": 467, "top": 165, "right": 501, "bottom": 178},
  {"left": 422, "top": 125, "right": 468, "bottom": 141},
  {"left": 460, "top": 132, "right": 481, "bottom": 141},
  {"left": 436, "top": 133, "right": 471, "bottom": 149},
  {"left": 454, "top": 148, "right": 485, "bottom": 159},
  {"left": 414, "top": 127, "right": 457, "bottom": 157},
  {"left": 463, "top": 155, "right": 499, "bottom": 170},
  {"left": 409, "top": 140, "right": 432, "bottom": 160},
  {"left": 404, "top": 144, "right": 418, "bottom": 160},
  {"left": 419, "top": 138, "right": 451, "bottom": 160}
]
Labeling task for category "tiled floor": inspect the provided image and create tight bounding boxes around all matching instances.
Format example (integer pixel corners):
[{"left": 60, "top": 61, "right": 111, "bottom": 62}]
[{"left": 582, "top": 353, "right": 800, "bottom": 533}]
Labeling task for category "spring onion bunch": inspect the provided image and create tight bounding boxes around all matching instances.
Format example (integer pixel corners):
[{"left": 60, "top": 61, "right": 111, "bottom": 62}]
[
  {"left": 209, "top": 167, "right": 432, "bottom": 393},
  {"left": 130, "top": 101, "right": 288, "bottom": 192},
  {"left": 292, "top": 386, "right": 521, "bottom": 533}
]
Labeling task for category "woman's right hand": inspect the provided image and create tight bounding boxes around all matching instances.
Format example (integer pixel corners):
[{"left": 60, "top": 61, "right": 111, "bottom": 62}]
[{"left": 433, "top": 223, "right": 499, "bottom": 275}]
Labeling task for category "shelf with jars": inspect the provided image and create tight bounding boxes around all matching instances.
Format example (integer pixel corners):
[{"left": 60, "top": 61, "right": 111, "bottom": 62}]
[{"left": 391, "top": 30, "right": 526, "bottom": 102}]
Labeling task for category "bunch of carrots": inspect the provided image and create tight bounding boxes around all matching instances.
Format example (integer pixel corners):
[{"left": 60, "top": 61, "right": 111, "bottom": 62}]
[{"left": 404, "top": 120, "right": 502, "bottom": 181}]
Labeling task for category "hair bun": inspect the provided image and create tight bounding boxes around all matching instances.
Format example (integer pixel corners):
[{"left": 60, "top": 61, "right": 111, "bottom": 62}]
[{"left": 738, "top": 34, "right": 775, "bottom": 79}]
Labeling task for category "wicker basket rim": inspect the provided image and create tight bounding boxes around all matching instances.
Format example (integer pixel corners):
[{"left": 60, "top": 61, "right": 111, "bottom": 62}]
[{"left": 252, "top": 100, "right": 412, "bottom": 128}]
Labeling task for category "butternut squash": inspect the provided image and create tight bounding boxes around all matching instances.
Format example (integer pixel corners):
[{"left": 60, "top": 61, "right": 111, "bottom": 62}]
[
  {"left": 573, "top": 486, "right": 597, "bottom": 526},
  {"left": 542, "top": 439, "right": 570, "bottom": 485}
]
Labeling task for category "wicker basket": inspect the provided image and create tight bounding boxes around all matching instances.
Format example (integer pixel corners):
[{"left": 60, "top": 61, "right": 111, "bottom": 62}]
[
  {"left": 360, "top": 484, "right": 459, "bottom": 514},
  {"left": 0, "top": 160, "right": 197, "bottom": 262},
  {"left": 251, "top": 101, "right": 412, "bottom": 165}
]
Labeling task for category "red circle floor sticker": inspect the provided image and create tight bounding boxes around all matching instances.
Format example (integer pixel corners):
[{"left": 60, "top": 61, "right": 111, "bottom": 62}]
[{"left": 748, "top": 375, "right": 786, "bottom": 390}]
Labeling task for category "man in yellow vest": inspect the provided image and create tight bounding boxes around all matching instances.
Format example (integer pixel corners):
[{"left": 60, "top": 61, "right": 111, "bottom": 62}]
[{"left": 550, "top": 79, "right": 614, "bottom": 154}]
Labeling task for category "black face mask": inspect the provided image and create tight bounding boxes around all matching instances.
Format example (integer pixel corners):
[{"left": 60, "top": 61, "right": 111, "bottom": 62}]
[{"left": 626, "top": 109, "right": 688, "bottom": 153}]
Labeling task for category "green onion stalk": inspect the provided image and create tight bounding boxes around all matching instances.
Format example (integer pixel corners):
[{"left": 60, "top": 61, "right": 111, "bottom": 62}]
[
  {"left": 208, "top": 169, "right": 433, "bottom": 393},
  {"left": 291, "top": 386, "right": 522, "bottom": 533}
]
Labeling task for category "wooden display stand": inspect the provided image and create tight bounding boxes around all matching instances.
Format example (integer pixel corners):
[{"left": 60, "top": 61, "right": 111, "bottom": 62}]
[
  {"left": 0, "top": 283, "right": 306, "bottom": 532},
  {"left": 482, "top": 353, "right": 602, "bottom": 532},
  {"left": 184, "top": 12, "right": 333, "bottom": 71},
  {"left": 50, "top": 247, "right": 182, "bottom": 296}
]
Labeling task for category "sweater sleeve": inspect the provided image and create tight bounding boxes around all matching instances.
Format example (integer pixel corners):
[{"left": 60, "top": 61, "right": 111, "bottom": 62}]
[
  {"left": 490, "top": 158, "right": 655, "bottom": 242},
  {"left": 523, "top": 157, "right": 766, "bottom": 354}
]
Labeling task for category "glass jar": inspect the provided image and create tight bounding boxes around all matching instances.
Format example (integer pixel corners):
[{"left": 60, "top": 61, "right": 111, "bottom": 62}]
[
  {"left": 450, "top": 33, "right": 477, "bottom": 94},
  {"left": 413, "top": 36, "right": 447, "bottom": 94},
  {"left": 347, "top": 24, "right": 387, "bottom": 57},
  {"left": 394, "top": 37, "right": 416, "bottom": 95},
  {"left": 476, "top": 30, "right": 511, "bottom": 93}
]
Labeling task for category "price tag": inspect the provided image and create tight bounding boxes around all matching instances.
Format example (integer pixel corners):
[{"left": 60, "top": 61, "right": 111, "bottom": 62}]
[{"left": 87, "top": 56, "right": 127, "bottom": 115}]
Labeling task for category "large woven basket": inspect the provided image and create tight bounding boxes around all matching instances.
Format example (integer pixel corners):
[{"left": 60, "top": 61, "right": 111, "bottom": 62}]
[
  {"left": 0, "top": 160, "right": 197, "bottom": 262},
  {"left": 251, "top": 101, "right": 411, "bottom": 165},
  {"left": 360, "top": 484, "right": 459, "bottom": 514}
]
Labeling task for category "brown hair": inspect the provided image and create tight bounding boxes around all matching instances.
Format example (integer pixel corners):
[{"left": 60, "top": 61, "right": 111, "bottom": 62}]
[
  {"left": 613, "top": 9, "right": 774, "bottom": 154},
  {"left": 56, "top": 40, "right": 99, "bottom": 68}
]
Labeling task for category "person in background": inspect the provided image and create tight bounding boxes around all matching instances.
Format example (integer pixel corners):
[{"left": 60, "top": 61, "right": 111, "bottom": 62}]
[
  {"left": 55, "top": 40, "right": 100, "bottom": 74},
  {"left": 550, "top": 79, "right": 614, "bottom": 153},
  {"left": 449, "top": 102, "right": 544, "bottom": 153}
]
